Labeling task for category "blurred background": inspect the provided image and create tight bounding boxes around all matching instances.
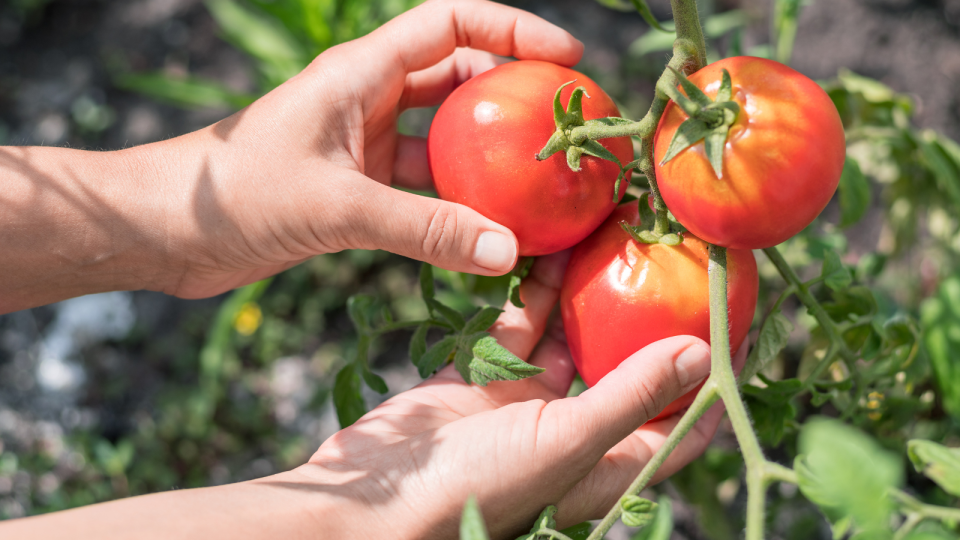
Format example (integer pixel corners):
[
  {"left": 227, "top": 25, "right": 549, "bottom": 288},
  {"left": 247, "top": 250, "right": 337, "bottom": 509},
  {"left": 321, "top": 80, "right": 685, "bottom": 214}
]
[{"left": 3, "top": 0, "right": 960, "bottom": 538}]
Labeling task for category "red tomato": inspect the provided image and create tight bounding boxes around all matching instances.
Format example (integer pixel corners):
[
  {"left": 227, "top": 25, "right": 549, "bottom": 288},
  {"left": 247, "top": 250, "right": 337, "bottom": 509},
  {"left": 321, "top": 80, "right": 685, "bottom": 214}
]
[
  {"left": 561, "top": 203, "right": 758, "bottom": 419},
  {"left": 654, "top": 56, "right": 846, "bottom": 249},
  {"left": 428, "top": 60, "right": 633, "bottom": 256}
]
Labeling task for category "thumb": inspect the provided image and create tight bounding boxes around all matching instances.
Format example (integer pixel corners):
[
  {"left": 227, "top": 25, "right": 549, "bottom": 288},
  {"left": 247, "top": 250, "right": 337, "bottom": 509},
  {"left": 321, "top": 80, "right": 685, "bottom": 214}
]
[
  {"left": 550, "top": 336, "right": 712, "bottom": 456},
  {"left": 342, "top": 178, "right": 518, "bottom": 275}
]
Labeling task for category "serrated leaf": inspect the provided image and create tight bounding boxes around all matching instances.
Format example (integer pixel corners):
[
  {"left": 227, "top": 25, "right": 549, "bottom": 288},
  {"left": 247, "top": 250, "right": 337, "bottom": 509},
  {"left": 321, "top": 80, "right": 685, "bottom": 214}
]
[
  {"left": 660, "top": 117, "right": 710, "bottom": 165},
  {"left": 409, "top": 323, "right": 429, "bottom": 367},
  {"left": 744, "top": 380, "right": 800, "bottom": 445},
  {"left": 508, "top": 257, "right": 535, "bottom": 308},
  {"left": 459, "top": 333, "right": 544, "bottom": 386},
  {"left": 460, "top": 496, "right": 491, "bottom": 540},
  {"left": 740, "top": 311, "right": 792, "bottom": 384},
  {"left": 454, "top": 347, "right": 475, "bottom": 385},
  {"left": 333, "top": 364, "right": 366, "bottom": 428},
  {"left": 420, "top": 263, "right": 436, "bottom": 303},
  {"left": 464, "top": 307, "right": 504, "bottom": 335},
  {"left": 796, "top": 418, "right": 902, "bottom": 530},
  {"left": 908, "top": 440, "right": 960, "bottom": 497},
  {"left": 821, "top": 251, "right": 853, "bottom": 291},
  {"left": 428, "top": 299, "right": 466, "bottom": 331},
  {"left": 824, "top": 286, "right": 877, "bottom": 321},
  {"left": 838, "top": 157, "right": 870, "bottom": 228},
  {"left": 621, "top": 496, "right": 658, "bottom": 528},
  {"left": 418, "top": 335, "right": 457, "bottom": 378}
]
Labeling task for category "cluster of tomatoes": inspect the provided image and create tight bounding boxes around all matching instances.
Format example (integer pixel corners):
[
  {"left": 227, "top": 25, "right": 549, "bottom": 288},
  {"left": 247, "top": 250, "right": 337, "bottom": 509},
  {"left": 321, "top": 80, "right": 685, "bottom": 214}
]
[{"left": 427, "top": 57, "right": 845, "bottom": 414}]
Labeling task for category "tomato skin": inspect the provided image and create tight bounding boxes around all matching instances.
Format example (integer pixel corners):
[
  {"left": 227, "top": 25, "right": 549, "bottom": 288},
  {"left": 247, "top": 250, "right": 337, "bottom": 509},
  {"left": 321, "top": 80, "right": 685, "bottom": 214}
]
[
  {"left": 560, "top": 203, "right": 759, "bottom": 419},
  {"left": 428, "top": 60, "right": 633, "bottom": 257},
  {"left": 654, "top": 56, "right": 846, "bottom": 249}
]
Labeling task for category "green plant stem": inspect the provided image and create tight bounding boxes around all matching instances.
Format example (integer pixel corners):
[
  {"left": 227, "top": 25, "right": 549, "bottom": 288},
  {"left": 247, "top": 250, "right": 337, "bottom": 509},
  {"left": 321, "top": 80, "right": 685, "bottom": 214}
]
[
  {"left": 710, "top": 245, "right": 770, "bottom": 540},
  {"left": 585, "top": 380, "right": 721, "bottom": 540},
  {"left": 890, "top": 489, "right": 960, "bottom": 538},
  {"left": 762, "top": 247, "right": 858, "bottom": 388},
  {"left": 537, "top": 528, "right": 576, "bottom": 540}
]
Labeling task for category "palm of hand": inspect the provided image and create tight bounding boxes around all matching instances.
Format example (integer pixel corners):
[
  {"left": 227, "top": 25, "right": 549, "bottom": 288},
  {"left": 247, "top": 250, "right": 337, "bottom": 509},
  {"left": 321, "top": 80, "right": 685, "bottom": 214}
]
[{"left": 305, "top": 252, "right": 727, "bottom": 540}]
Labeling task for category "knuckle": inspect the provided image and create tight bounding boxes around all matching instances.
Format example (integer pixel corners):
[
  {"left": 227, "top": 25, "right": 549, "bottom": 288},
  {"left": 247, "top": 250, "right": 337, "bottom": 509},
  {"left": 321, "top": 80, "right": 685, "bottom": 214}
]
[{"left": 421, "top": 203, "right": 462, "bottom": 261}]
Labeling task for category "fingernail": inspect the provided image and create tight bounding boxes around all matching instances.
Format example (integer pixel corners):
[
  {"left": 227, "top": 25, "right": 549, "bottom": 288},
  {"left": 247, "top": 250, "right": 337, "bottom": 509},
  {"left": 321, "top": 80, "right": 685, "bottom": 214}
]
[
  {"left": 675, "top": 343, "right": 711, "bottom": 389},
  {"left": 473, "top": 231, "right": 517, "bottom": 272}
]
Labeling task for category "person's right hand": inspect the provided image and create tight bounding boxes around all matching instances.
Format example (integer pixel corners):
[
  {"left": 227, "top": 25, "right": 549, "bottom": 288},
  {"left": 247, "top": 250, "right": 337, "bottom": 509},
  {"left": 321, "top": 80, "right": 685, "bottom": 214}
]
[{"left": 138, "top": 0, "right": 585, "bottom": 300}]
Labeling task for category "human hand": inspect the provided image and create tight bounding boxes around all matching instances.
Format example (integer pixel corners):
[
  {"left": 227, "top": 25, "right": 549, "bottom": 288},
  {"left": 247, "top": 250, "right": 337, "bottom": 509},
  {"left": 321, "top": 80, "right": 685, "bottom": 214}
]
[
  {"left": 141, "top": 0, "right": 585, "bottom": 300},
  {"left": 276, "top": 250, "right": 746, "bottom": 539}
]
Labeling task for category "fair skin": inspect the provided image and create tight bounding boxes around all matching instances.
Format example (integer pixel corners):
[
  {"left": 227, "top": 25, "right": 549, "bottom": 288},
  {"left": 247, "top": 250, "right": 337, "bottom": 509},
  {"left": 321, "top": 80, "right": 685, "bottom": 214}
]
[{"left": 0, "top": 1, "right": 740, "bottom": 538}]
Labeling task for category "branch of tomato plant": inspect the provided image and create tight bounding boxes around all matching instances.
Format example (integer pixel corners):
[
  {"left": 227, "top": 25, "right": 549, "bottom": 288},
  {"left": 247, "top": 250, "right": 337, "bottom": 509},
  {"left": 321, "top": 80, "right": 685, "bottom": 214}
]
[
  {"left": 889, "top": 489, "right": 960, "bottom": 540},
  {"left": 762, "top": 247, "right": 860, "bottom": 389}
]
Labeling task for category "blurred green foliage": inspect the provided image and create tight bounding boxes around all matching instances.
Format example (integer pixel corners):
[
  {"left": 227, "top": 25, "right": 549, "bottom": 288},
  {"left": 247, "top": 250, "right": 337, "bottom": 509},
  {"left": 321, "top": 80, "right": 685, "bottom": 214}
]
[{"left": 6, "top": 1, "right": 960, "bottom": 539}]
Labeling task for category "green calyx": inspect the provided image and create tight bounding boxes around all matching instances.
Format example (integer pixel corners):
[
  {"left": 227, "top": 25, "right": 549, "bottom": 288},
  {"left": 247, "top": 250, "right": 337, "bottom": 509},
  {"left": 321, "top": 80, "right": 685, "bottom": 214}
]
[
  {"left": 620, "top": 193, "right": 687, "bottom": 246},
  {"left": 658, "top": 67, "right": 741, "bottom": 178},
  {"left": 536, "top": 81, "right": 634, "bottom": 202}
]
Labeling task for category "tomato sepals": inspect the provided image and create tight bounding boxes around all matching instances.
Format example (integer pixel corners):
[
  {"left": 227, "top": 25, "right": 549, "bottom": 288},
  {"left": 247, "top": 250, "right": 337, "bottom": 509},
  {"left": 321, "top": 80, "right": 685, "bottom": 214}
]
[
  {"left": 536, "top": 81, "right": 635, "bottom": 200},
  {"left": 620, "top": 193, "right": 686, "bottom": 245},
  {"left": 658, "top": 67, "right": 740, "bottom": 179}
]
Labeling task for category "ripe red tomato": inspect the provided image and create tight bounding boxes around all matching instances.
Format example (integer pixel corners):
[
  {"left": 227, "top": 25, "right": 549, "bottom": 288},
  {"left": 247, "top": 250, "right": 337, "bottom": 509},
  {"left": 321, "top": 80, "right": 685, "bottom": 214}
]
[
  {"left": 654, "top": 56, "right": 846, "bottom": 249},
  {"left": 428, "top": 60, "right": 633, "bottom": 257},
  {"left": 561, "top": 203, "right": 758, "bottom": 419}
]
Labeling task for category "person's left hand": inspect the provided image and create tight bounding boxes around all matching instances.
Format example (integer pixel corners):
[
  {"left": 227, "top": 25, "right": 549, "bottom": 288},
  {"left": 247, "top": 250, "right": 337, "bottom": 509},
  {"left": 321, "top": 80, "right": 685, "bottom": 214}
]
[{"left": 272, "top": 250, "right": 743, "bottom": 540}]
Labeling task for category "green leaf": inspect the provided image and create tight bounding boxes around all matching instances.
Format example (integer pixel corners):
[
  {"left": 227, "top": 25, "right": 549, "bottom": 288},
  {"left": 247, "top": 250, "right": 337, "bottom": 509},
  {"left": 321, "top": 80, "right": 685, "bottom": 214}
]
[
  {"left": 508, "top": 257, "right": 535, "bottom": 308},
  {"left": 631, "top": 495, "right": 673, "bottom": 540},
  {"left": 821, "top": 251, "right": 853, "bottom": 291},
  {"left": 740, "top": 311, "right": 793, "bottom": 384},
  {"left": 464, "top": 307, "right": 504, "bottom": 335},
  {"left": 559, "top": 522, "right": 593, "bottom": 540},
  {"left": 659, "top": 117, "right": 710, "bottom": 165},
  {"left": 409, "top": 323, "right": 429, "bottom": 367},
  {"left": 516, "top": 506, "right": 558, "bottom": 540},
  {"left": 916, "top": 130, "right": 960, "bottom": 210},
  {"left": 796, "top": 418, "right": 902, "bottom": 531},
  {"left": 921, "top": 276, "right": 960, "bottom": 419},
  {"left": 908, "top": 440, "right": 960, "bottom": 497},
  {"left": 333, "top": 364, "right": 366, "bottom": 428},
  {"left": 823, "top": 286, "right": 877, "bottom": 321},
  {"left": 417, "top": 335, "right": 457, "bottom": 378},
  {"left": 579, "top": 139, "right": 623, "bottom": 169},
  {"left": 361, "top": 368, "right": 388, "bottom": 395},
  {"left": 883, "top": 314, "right": 917, "bottom": 349},
  {"left": 460, "top": 495, "right": 491, "bottom": 540},
  {"left": 205, "top": 0, "right": 308, "bottom": 85},
  {"left": 744, "top": 379, "right": 801, "bottom": 445},
  {"left": 630, "top": 0, "right": 668, "bottom": 31},
  {"left": 621, "top": 496, "right": 658, "bottom": 528},
  {"left": 459, "top": 333, "right": 545, "bottom": 386},
  {"left": 115, "top": 73, "right": 257, "bottom": 110},
  {"left": 838, "top": 157, "right": 870, "bottom": 228},
  {"left": 420, "top": 263, "right": 436, "bottom": 303},
  {"left": 346, "top": 294, "right": 375, "bottom": 332},
  {"left": 428, "top": 299, "right": 466, "bottom": 331}
]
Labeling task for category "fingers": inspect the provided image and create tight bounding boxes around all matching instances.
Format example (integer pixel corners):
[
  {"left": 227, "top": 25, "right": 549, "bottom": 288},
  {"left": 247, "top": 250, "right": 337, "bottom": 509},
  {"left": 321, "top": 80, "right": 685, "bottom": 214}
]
[
  {"left": 336, "top": 171, "right": 518, "bottom": 275},
  {"left": 376, "top": 0, "right": 583, "bottom": 76},
  {"left": 392, "top": 135, "right": 432, "bottom": 191},
  {"left": 545, "top": 336, "right": 713, "bottom": 456},
  {"left": 554, "top": 402, "right": 726, "bottom": 524},
  {"left": 401, "top": 48, "right": 508, "bottom": 111}
]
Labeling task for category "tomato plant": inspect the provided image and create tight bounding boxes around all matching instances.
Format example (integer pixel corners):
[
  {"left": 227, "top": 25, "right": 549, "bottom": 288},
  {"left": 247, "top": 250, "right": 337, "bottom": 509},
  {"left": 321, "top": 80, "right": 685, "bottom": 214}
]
[
  {"left": 427, "top": 60, "right": 633, "bottom": 256},
  {"left": 560, "top": 203, "right": 758, "bottom": 418},
  {"left": 653, "top": 56, "right": 846, "bottom": 249}
]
